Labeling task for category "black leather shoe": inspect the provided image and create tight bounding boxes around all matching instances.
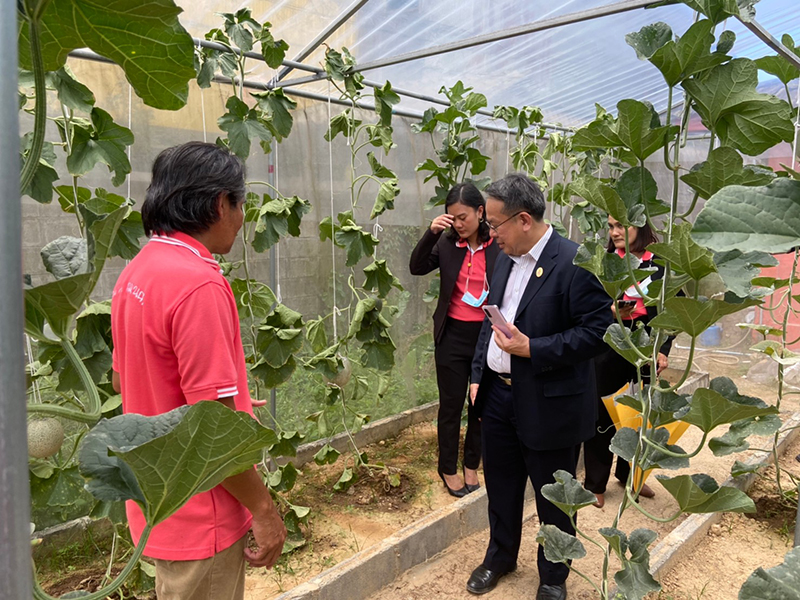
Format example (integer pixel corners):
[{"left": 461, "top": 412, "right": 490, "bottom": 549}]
[
  {"left": 438, "top": 471, "right": 468, "bottom": 498},
  {"left": 466, "top": 565, "right": 513, "bottom": 595},
  {"left": 463, "top": 466, "right": 481, "bottom": 493},
  {"left": 537, "top": 582, "right": 567, "bottom": 600}
]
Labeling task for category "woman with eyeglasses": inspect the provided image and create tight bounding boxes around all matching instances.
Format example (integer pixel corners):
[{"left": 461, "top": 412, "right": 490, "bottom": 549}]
[
  {"left": 410, "top": 183, "right": 500, "bottom": 497},
  {"left": 585, "top": 215, "right": 672, "bottom": 508}
]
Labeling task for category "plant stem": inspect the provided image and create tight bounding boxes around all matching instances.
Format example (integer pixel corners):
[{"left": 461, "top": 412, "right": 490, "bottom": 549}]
[
  {"left": 19, "top": 13, "right": 47, "bottom": 193},
  {"left": 33, "top": 525, "right": 153, "bottom": 600}
]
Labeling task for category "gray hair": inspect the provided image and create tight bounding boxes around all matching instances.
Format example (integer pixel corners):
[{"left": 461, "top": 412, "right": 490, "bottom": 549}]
[{"left": 484, "top": 173, "right": 545, "bottom": 221}]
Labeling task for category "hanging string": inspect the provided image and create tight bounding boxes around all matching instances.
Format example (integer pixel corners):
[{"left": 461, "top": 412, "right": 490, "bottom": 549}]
[
  {"left": 327, "top": 80, "right": 339, "bottom": 342},
  {"left": 792, "top": 81, "right": 800, "bottom": 170},
  {"left": 505, "top": 129, "right": 510, "bottom": 174},
  {"left": 26, "top": 334, "right": 42, "bottom": 405},
  {"left": 127, "top": 85, "right": 132, "bottom": 200},
  {"left": 197, "top": 40, "right": 208, "bottom": 143},
  {"left": 274, "top": 142, "right": 282, "bottom": 303}
]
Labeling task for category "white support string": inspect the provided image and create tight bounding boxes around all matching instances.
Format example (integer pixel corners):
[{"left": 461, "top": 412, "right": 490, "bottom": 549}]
[
  {"left": 505, "top": 129, "right": 510, "bottom": 174},
  {"left": 127, "top": 85, "right": 132, "bottom": 200},
  {"left": 274, "top": 142, "right": 282, "bottom": 303},
  {"left": 328, "top": 81, "right": 339, "bottom": 342},
  {"left": 197, "top": 40, "right": 208, "bottom": 143},
  {"left": 792, "top": 82, "right": 800, "bottom": 170}
]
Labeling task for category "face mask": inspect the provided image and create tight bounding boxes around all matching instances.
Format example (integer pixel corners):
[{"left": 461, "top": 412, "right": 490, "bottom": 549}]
[{"left": 462, "top": 274, "right": 489, "bottom": 307}]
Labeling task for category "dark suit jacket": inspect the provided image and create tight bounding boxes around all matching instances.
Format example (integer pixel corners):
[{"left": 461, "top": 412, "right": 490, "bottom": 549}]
[
  {"left": 471, "top": 230, "right": 612, "bottom": 451},
  {"left": 410, "top": 229, "right": 500, "bottom": 345}
]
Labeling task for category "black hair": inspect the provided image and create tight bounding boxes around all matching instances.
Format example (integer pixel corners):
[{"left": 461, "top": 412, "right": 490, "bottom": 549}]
[
  {"left": 444, "top": 183, "right": 491, "bottom": 243},
  {"left": 484, "top": 173, "right": 545, "bottom": 221},
  {"left": 606, "top": 220, "right": 659, "bottom": 254},
  {"left": 142, "top": 142, "right": 246, "bottom": 237}
]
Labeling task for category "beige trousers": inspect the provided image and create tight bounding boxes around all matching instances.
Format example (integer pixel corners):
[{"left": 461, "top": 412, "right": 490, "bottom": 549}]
[{"left": 153, "top": 535, "right": 247, "bottom": 600}]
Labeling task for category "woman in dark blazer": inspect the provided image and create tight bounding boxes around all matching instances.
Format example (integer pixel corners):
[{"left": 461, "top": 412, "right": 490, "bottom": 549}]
[
  {"left": 410, "top": 183, "right": 500, "bottom": 497},
  {"left": 585, "top": 216, "right": 672, "bottom": 508}
]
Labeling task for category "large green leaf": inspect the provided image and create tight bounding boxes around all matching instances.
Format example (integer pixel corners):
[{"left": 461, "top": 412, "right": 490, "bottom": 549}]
[
  {"left": 614, "top": 529, "right": 661, "bottom": 600},
  {"left": 692, "top": 179, "right": 800, "bottom": 253},
  {"left": 374, "top": 80, "right": 400, "bottom": 128},
  {"left": 649, "top": 296, "right": 760, "bottom": 337},
  {"left": 85, "top": 189, "right": 144, "bottom": 260},
  {"left": 540, "top": 470, "right": 598, "bottom": 517},
  {"left": 19, "top": 0, "right": 196, "bottom": 110},
  {"left": 684, "top": 59, "right": 793, "bottom": 155},
  {"left": 709, "top": 413, "right": 782, "bottom": 456},
  {"left": 218, "top": 96, "right": 273, "bottom": 160},
  {"left": 80, "top": 402, "right": 278, "bottom": 526},
  {"left": 363, "top": 260, "right": 403, "bottom": 298},
  {"left": 615, "top": 99, "right": 678, "bottom": 161},
  {"left": 536, "top": 525, "right": 586, "bottom": 563},
  {"left": 755, "top": 34, "right": 800, "bottom": 85},
  {"left": 656, "top": 473, "right": 755, "bottom": 513},
  {"left": 713, "top": 250, "right": 776, "bottom": 299},
  {"left": 681, "top": 147, "right": 776, "bottom": 200},
  {"left": 25, "top": 273, "right": 95, "bottom": 340},
  {"left": 625, "top": 22, "right": 672, "bottom": 61},
  {"left": 320, "top": 213, "right": 379, "bottom": 267},
  {"left": 574, "top": 240, "right": 656, "bottom": 300},
  {"left": 680, "top": 377, "right": 777, "bottom": 433},
  {"left": 682, "top": 0, "right": 749, "bottom": 25},
  {"left": 40, "top": 236, "right": 89, "bottom": 279},
  {"left": 648, "top": 222, "right": 716, "bottom": 281},
  {"left": 251, "top": 356, "right": 297, "bottom": 388},
  {"left": 739, "top": 547, "right": 800, "bottom": 600},
  {"left": 81, "top": 204, "right": 129, "bottom": 294},
  {"left": 21, "top": 136, "right": 58, "bottom": 204},
  {"left": 67, "top": 108, "right": 134, "bottom": 186},
  {"left": 230, "top": 279, "right": 277, "bottom": 321},
  {"left": 615, "top": 166, "right": 669, "bottom": 218},
  {"left": 252, "top": 194, "right": 311, "bottom": 253},
  {"left": 571, "top": 176, "right": 629, "bottom": 225},
  {"left": 604, "top": 323, "right": 652, "bottom": 366},
  {"left": 252, "top": 88, "right": 297, "bottom": 141},
  {"left": 646, "top": 19, "right": 728, "bottom": 87}
]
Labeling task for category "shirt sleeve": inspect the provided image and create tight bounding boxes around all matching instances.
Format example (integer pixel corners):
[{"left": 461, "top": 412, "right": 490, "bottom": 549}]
[{"left": 170, "top": 281, "right": 241, "bottom": 403}]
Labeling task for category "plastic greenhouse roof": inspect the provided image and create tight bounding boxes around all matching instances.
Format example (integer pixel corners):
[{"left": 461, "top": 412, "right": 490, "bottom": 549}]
[{"left": 176, "top": 0, "right": 800, "bottom": 129}]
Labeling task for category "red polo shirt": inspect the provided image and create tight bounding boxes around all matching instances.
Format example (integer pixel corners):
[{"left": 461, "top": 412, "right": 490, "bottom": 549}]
[
  {"left": 447, "top": 237, "right": 493, "bottom": 321},
  {"left": 111, "top": 232, "right": 254, "bottom": 560}
]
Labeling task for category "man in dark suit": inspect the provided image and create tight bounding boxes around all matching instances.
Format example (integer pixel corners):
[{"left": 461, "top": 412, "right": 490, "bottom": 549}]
[{"left": 465, "top": 174, "right": 612, "bottom": 600}]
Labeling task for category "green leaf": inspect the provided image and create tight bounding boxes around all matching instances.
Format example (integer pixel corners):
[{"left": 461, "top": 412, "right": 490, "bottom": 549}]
[
  {"left": 647, "top": 20, "right": 727, "bottom": 87},
  {"left": 716, "top": 30, "right": 736, "bottom": 54},
  {"left": 258, "top": 24, "right": 289, "bottom": 69},
  {"left": 614, "top": 528, "right": 661, "bottom": 599},
  {"left": 615, "top": 99, "right": 678, "bottom": 161},
  {"left": 86, "top": 189, "right": 144, "bottom": 260},
  {"left": 252, "top": 88, "right": 297, "bottom": 140},
  {"left": 21, "top": 137, "right": 58, "bottom": 204},
  {"left": 680, "top": 377, "right": 778, "bottom": 433},
  {"left": 218, "top": 96, "right": 273, "bottom": 160},
  {"left": 536, "top": 524, "right": 586, "bottom": 564},
  {"left": 256, "top": 326, "right": 303, "bottom": 369},
  {"left": 615, "top": 166, "right": 669, "bottom": 219},
  {"left": 268, "top": 431, "right": 304, "bottom": 458},
  {"left": 363, "top": 260, "right": 403, "bottom": 298},
  {"left": 48, "top": 66, "right": 95, "bottom": 113},
  {"left": 656, "top": 473, "right": 755, "bottom": 513},
  {"left": 540, "top": 470, "right": 598, "bottom": 517},
  {"left": 755, "top": 33, "right": 800, "bottom": 84},
  {"left": 25, "top": 273, "right": 95, "bottom": 340},
  {"left": 325, "top": 110, "right": 362, "bottom": 141},
  {"left": 649, "top": 296, "right": 760, "bottom": 338},
  {"left": 336, "top": 222, "right": 379, "bottom": 267},
  {"left": 681, "top": 0, "right": 746, "bottom": 25},
  {"left": 81, "top": 402, "right": 278, "bottom": 525},
  {"left": 681, "top": 147, "right": 776, "bottom": 200},
  {"left": 305, "top": 318, "right": 329, "bottom": 354},
  {"left": 251, "top": 356, "right": 297, "bottom": 388},
  {"left": 604, "top": 323, "right": 652, "bottom": 366},
  {"left": 267, "top": 462, "right": 298, "bottom": 493},
  {"left": 19, "top": 0, "right": 196, "bottom": 110},
  {"left": 67, "top": 108, "right": 134, "bottom": 186},
  {"left": 684, "top": 59, "right": 794, "bottom": 155},
  {"left": 713, "top": 249, "right": 777, "bottom": 298},
  {"left": 574, "top": 240, "right": 656, "bottom": 300},
  {"left": 333, "top": 467, "right": 357, "bottom": 492},
  {"left": 82, "top": 204, "right": 129, "bottom": 294},
  {"left": 648, "top": 222, "right": 717, "bottom": 281},
  {"left": 230, "top": 279, "right": 277, "bottom": 321},
  {"left": 731, "top": 460, "right": 761, "bottom": 478},
  {"left": 692, "top": 179, "right": 800, "bottom": 253},
  {"left": 374, "top": 81, "right": 400, "bottom": 127},
  {"left": 252, "top": 194, "right": 311, "bottom": 252},
  {"left": 625, "top": 22, "right": 673, "bottom": 60},
  {"left": 324, "top": 47, "right": 364, "bottom": 98},
  {"left": 314, "top": 444, "right": 340, "bottom": 466},
  {"left": 599, "top": 527, "right": 628, "bottom": 560},
  {"left": 739, "top": 547, "right": 800, "bottom": 599},
  {"left": 571, "top": 176, "right": 629, "bottom": 226},
  {"left": 41, "top": 236, "right": 89, "bottom": 279},
  {"left": 750, "top": 340, "right": 800, "bottom": 365}
]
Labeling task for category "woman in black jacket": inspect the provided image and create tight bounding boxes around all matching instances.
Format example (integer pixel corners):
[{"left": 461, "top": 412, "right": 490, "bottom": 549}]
[
  {"left": 585, "top": 216, "right": 672, "bottom": 508},
  {"left": 410, "top": 183, "right": 500, "bottom": 497}
]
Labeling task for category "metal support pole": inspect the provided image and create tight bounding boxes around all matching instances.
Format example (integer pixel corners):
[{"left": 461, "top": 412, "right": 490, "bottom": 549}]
[
  {"left": 267, "top": 146, "right": 278, "bottom": 428},
  {"left": 736, "top": 17, "right": 800, "bottom": 70},
  {"left": 276, "top": 0, "right": 371, "bottom": 82},
  {"left": 352, "top": 0, "right": 662, "bottom": 73},
  {"left": 1, "top": 1, "right": 32, "bottom": 598}
]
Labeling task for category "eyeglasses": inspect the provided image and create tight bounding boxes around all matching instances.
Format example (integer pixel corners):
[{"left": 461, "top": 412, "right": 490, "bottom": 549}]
[{"left": 487, "top": 211, "right": 525, "bottom": 232}]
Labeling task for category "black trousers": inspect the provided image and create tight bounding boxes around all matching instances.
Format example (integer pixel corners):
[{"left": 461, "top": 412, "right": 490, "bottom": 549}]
[
  {"left": 434, "top": 317, "right": 483, "bottom": 475},
  {"left": 481, "top": 379, "right": 580, "bottom": 586}
]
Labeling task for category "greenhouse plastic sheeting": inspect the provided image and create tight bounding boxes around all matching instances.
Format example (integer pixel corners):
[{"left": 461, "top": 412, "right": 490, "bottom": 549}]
[{"left": 176, "top": 0, "right": 800, "bottom": 128}]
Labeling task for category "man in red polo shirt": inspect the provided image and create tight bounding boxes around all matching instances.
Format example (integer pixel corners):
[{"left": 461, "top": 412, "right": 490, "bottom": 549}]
[{"left": 111, "top": 142, "right": 286, "bottom": 599}]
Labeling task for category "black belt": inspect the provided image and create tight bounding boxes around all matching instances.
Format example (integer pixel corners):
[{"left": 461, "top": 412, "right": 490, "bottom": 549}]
[{"left": 496, "top": 373, "right": 512, "bottom": 386}]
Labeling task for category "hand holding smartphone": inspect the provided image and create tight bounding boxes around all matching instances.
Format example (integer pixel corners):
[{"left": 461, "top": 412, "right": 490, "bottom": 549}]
[
  {"left": 482, "top": 305, "right": 513, "bottom": 339},
  {"left": 617, "top": 299, "right": 636, "bottom": 309}
]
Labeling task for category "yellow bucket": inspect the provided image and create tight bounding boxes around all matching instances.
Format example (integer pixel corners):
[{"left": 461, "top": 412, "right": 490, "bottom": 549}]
[{"left": 601, "top": 383, "right": 690, "bottom": 489}]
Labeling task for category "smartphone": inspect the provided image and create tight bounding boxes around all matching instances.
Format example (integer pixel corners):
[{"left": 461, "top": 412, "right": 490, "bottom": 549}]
[
  {"left": 618, "top": 299, "right": 637, "bottom": 309},
  {"left": 482, "top": 305, "right": 513, "bottom": 339}
]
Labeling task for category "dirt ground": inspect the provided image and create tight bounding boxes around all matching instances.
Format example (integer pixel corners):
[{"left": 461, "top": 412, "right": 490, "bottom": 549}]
[{"left": 244, "top": 347, "right": 800, "bottom": 600}]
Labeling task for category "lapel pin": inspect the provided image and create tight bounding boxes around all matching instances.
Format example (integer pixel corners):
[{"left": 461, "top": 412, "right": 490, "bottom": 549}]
[{"left": 536, "top": 267, "right": 543, "bottom": 278}]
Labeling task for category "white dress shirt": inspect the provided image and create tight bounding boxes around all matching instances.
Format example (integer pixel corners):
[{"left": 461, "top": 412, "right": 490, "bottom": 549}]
[{"left": 486, "top": 225, "right": 553, "bottom": 374}]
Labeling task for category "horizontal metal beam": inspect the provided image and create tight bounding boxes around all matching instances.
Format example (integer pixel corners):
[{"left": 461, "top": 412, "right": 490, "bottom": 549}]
[
  {"left": 276, "top": 0, "right": 371, "bottom": 82},
  {"left": 353, "top": 0, "right": 662, "bottom": 73},
  {"left": 68, "top": 47, "right": 571, "bottom": 134},
  {"left": 736, "top": 17, "right": 800, "bottom": 70}
]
